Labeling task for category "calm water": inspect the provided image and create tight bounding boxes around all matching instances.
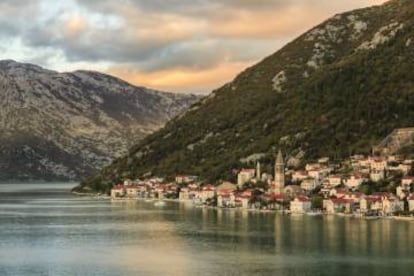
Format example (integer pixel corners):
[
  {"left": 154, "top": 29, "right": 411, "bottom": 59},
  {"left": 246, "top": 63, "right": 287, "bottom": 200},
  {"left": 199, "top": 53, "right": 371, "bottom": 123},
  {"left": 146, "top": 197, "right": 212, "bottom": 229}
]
[{"left": 1, "top": 184, "right": 414, "bottom": 276}]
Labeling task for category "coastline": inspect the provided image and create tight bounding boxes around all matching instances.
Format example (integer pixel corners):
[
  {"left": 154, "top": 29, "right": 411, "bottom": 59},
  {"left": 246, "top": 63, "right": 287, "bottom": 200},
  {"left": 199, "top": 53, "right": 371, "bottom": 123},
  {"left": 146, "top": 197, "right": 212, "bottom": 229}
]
[{"left": 71, "top": 191, "right": 414, "bottom": 221}]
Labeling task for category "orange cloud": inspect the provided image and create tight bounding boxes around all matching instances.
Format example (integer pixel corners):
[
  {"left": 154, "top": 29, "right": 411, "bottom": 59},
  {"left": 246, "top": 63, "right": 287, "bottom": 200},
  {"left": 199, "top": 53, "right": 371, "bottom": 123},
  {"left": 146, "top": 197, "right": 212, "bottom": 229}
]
[
  {"left": 65, "top": 15, "right": 88, "bottom": 37},
  {"left": 209, "top": 0, "right": 389, "bottom": 38},
  {"left": 107, "top": 61, "right": 253, "bottom": 94}
]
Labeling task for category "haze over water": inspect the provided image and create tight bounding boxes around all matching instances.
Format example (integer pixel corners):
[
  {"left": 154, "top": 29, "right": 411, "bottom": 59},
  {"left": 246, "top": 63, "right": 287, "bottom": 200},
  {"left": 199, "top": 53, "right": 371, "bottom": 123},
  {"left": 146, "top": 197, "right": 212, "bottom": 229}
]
[{"left": 1, "top": 183, "right": 413, "bottom": 276}]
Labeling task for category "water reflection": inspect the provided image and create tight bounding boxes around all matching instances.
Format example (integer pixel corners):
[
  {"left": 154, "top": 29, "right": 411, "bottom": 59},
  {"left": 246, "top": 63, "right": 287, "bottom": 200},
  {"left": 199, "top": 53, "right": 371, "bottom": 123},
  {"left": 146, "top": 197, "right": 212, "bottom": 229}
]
[{"left": 2, "top": 184, "right": 414, "bottom": 276}]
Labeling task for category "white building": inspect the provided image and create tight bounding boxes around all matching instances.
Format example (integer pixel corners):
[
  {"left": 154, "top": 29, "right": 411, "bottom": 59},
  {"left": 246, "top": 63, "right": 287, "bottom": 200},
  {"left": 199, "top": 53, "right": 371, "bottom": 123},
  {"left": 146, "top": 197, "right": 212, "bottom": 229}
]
[
  {"left": 300, "top": 178, "right": 318, "bottom": 192},
  {"left": 382, "top": 198, "right": 404, "bottom": 215},
  {"left": 175, "top": 175, "right": 198, "bottom": 184},
  {"left": 324, "top": 198, "right": 351, "bottom": 214},
  {"left": 237, "top": 169, "right": 256, "bottom": 187},
  {"left": 126, "top": 186, "right": 140, "bottom": 198},
  {"left": 370, "top": 157, "right": 387, "bottom": 171},
  {"left": 290, "top": 197, "right": 312, "bottom": 214},
  {"left": 370, "top": 170, "right": 385, "bottom": 182},
  {"left": 197, "top": 185, "right": 216, "bottom": 203},
  {"left": 402, "top": 176, "right": 414, "bottom": 187},
  {"left": 328, "top": 175, "right": 342, "bottom": 187},
  {"left": 292, "top": 171, "right": 309, "bottom": 182},
  {"left": 345, "top": 175, "right": 365, "bottom": 190},
  {"left": 408, "top": 195, "right": 414, "bottom": 212},
  {"left": 111, "top": 184, "right": 125, "bottom": 199}
]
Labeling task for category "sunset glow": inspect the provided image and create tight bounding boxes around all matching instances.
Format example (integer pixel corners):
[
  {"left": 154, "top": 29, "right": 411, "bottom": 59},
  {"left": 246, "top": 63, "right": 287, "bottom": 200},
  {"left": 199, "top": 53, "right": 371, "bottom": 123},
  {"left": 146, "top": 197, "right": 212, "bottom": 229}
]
[{"left": 0, "top": 0, "right": 388, "bottom": 93}]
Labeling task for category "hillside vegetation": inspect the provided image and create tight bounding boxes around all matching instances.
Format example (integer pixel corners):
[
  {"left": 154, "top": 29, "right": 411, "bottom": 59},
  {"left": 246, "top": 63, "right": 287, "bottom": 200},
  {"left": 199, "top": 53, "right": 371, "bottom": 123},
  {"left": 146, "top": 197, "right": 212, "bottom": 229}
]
[{"left": 77, "top": 0, "right": 414, "bottom": 193}]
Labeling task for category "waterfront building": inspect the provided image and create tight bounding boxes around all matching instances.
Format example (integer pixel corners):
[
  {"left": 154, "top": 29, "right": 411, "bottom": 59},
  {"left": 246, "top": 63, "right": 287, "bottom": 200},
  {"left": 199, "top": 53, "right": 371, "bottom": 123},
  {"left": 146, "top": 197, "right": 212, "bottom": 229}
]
[
  {"left": 382, "top": 198, "right": 404, "bottom": 215},
  {"left": 111, "top": 184, "right": 125, "bottom": 199},
  {"left": 217, "top": 192, "right": 236, "bottom": 208},
  {"left": 324, "top": 198, "right": 351, "bottom": 214},
  {"left": 290, "top": 197, "right": 312, "bottom": 214},
  {"left": 408, "top": 195, "right": 414, "bottom": 211},
  {"left": 126, "top": 185, "right": 140, "bottom": 198},
  {"left": 197, "top": 184, "right": 216, "bottom": 203}
]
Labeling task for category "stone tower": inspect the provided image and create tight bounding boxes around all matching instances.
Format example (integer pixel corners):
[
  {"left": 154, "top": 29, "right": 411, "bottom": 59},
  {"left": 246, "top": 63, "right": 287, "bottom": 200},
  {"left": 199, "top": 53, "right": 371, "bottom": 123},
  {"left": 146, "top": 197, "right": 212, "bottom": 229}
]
[
  {"left": 274, "top": 150, "right": 285, "bottom": 194},
  {"left": 256, "top": 161, "right": 261, "bottom": 181}
]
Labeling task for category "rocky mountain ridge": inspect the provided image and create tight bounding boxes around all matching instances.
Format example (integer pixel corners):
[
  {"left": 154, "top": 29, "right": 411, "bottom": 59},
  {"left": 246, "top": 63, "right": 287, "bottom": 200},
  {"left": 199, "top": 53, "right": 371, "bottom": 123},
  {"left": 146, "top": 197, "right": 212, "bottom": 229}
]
[{"left": 0, "top": 60, "right": 200, "bottom": 180}]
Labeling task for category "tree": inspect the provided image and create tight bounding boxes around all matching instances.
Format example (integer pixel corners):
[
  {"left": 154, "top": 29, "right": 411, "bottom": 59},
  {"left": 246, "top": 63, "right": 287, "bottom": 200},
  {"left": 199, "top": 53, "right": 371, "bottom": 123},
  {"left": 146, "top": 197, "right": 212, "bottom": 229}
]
[{"left": 312, "top": 195, "right": 323, "bottom": 209}]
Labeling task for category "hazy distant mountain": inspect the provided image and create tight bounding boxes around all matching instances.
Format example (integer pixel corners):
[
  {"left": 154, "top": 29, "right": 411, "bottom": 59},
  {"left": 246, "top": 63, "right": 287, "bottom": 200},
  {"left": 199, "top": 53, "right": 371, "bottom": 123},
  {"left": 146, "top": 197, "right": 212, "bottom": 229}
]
[
  {"left": 0, "top": 60, "right": 200, "bottom": 181},
  {"left": 79, "top": 0, "right": 414, "bottom": 192}
]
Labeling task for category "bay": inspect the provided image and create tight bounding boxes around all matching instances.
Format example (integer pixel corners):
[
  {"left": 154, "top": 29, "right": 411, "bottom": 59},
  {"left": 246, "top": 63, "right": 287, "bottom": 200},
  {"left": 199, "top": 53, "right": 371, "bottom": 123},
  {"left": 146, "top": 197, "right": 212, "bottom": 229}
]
[{"left": 1, "top": 183, "right": 413, "bottom": 276}]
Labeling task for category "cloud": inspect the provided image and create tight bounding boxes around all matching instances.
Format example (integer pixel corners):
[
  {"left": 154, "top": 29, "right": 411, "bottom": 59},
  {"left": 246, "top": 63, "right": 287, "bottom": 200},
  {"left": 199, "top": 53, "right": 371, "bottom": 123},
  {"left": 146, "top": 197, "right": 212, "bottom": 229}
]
[
  {"left": 107, "top": 61, "right": 252, "bottom": 94},
  {"left": 0, "top": 0, "right": 389, "bottom": 93}
]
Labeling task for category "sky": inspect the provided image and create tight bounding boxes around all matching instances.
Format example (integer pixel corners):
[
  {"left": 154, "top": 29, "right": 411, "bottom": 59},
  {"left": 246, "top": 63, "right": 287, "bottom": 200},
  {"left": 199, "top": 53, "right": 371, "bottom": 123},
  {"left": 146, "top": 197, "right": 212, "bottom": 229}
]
[{"left": 0, "top": 0, "right": 387, "bottom": 94}]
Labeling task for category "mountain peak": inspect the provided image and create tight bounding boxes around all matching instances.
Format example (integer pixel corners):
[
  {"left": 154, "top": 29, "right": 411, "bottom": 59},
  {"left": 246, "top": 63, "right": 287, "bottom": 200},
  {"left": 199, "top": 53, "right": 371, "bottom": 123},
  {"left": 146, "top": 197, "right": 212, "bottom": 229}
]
[{"left": 0, "top": 62, "right": 200, "bottom": 181}]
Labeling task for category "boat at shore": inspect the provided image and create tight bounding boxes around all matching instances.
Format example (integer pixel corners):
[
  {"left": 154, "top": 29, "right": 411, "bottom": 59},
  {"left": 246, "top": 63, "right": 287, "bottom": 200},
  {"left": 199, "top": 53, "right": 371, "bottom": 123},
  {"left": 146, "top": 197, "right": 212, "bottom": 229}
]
[
  {"left": 306, "top": 211, "right": 323, "bottom": 216},
  {"left": 365, "top": 216, "right": 381, "bottom": 220}
]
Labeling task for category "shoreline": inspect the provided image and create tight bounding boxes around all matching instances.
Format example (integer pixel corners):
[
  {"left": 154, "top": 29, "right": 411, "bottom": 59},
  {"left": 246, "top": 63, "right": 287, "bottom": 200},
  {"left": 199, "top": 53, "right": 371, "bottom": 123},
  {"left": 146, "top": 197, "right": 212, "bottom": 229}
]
[{"left": 73, "top": 193, "right": 414, "bottom": 221}]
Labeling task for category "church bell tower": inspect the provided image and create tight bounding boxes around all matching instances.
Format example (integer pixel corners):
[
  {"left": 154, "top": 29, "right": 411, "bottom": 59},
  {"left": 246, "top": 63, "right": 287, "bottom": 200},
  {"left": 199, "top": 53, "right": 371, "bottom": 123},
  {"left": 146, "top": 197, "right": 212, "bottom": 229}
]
[{"left": 274, "top": 150, "right": 285, "bottom": 194}]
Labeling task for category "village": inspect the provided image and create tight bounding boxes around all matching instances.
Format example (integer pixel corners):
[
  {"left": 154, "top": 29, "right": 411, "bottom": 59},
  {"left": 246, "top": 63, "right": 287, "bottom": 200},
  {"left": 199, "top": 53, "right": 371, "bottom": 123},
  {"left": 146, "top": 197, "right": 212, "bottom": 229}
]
[{"left": 110, "top": 144, "right": 414, "bottom": 218}]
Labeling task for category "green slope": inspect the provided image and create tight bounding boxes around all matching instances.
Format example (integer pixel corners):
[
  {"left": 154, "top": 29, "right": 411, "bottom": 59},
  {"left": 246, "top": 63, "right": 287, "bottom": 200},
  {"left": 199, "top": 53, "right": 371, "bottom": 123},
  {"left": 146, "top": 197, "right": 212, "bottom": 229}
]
[{"left": 76, "top": 0, "right": 414, "bottom": 193}]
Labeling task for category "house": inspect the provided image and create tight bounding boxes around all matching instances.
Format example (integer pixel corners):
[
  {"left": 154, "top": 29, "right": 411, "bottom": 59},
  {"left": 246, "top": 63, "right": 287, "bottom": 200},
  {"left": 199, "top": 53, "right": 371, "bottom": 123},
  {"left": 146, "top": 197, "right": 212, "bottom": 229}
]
[
  {"left": 218, "top": 192, "right": 236, "bottom": 208},
  {"left": 217, "top": 182, "right": 237, "bottom": 194},
  {"left": 178, "top": 186, "right": 198, "bottom": 201},
  {"left": 408, "top": 195, "right": 414, "bottom": 211},
  {"left": 360, "top": 197, "right": 382, "bottom": 214},
  {"left": 126, "top": 185, "right": 140, "bottom": 198},
  {"left": 399, "top": 163, "right": 412, "bottom": 175},
  {"left": 265, "top": 193, "right": 286, "bottom": 210},
  {"left": 197, "top": 184, "right": 216, "bottom": 203},
  {"left": 237, "top": 169, "right": 256, "bottom": 187},
  {"left": 308, "top": 170, "right": 322, "bottom": 180},
  {"left": 175, "top": 175, "right": 198, "bottom": 184},
  {"left": 284, "top": 185, "right": 303, "bottom": 197},
  {"left": 396, "top": 186, "right": 409, "bottom": 200},
  {"left": 402, "top": 176, "right": 414, "bottom": 187},
  {"left": 179, "top": 187, "right": 190, "bottom": 200},
  {"left": 305, "top": 163, "right": 320, "bottom": 171},
  {"left": 292, "top": 171, "right": 309, "bottom": 182},
  {"left": 345, "top": 174, "right": 365, "bottom": 190},
  {"left": 329, "top": 188, "right": 348, "bottom": 199},
  {"left": 370, "top": 157, "right": 387, "bottom": 171},
  {"left": 300, "top": 178, "right": 318, "bottom": 192},
  {"left": 111, "top": 184, "right": 125, "bottom": 199},
  {"left": 290, "top": 197, "right": 312, "bottom": 214},
  {"left": 155, "top": 184, "right": 166, "bottom": 199},
  {"left": 344, "top": 192, "right": 364, "bottom": 201},
  {"left": 324, "top": 198, "right": 351, "bottom": 214},
  {"left": 235, "top": 193, "right": 250, "bottom": 209},
  {"left": 370, "top": 170, "right": 385, "bottom": 182},
  {"left": 382, "top": 198, "right": 404, "bottom": 215},
  {"left": 328, "top": 175, "right": 342, "bottom": 187}
]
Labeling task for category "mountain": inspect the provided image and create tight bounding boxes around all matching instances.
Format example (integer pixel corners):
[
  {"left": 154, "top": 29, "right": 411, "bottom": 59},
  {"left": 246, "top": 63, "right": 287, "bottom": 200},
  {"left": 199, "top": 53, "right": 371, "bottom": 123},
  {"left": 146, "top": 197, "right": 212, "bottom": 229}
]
[
  {"left": 0, "top": 60, "right": 200, "bottom": 181},
  {"left": 78, "top": 0, "right": 414, "bottom": 192}
]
